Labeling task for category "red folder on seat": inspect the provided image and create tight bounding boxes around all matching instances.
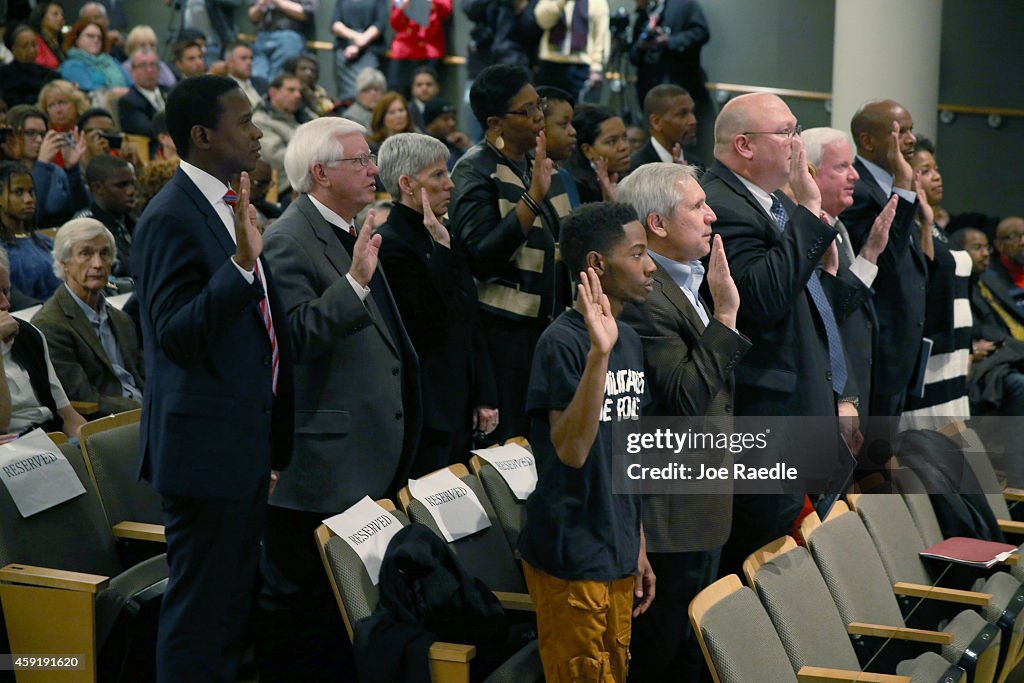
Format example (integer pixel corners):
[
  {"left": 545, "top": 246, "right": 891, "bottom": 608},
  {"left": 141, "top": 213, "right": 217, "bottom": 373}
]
[{"left": 920, "top": 537, "right": 1018, "bottom": 568}]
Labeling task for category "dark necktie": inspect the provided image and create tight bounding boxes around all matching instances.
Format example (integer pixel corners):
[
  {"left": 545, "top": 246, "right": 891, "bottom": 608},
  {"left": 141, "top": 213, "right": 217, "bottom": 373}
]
[
  {"left": 549, "top": 0, "right": 589, "bottom": 53},
  {"left": 224, "top": 189, "right": 279, "bottom": 395},
  {"left": 770, "top": 195, "right": 848, "bottom": 395}
]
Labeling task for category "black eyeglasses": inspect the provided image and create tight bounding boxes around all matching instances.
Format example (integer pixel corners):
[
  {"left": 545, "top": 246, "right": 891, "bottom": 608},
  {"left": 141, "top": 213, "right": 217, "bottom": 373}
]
[
  {"left": 505, "top": 99, "right": 546, "bottom": 118},
  {"left": 335, "top": 154, "right": 377, "bottom": 167},
  {"left": 742, "top": 124, "right": 802, "bottom": 139}
]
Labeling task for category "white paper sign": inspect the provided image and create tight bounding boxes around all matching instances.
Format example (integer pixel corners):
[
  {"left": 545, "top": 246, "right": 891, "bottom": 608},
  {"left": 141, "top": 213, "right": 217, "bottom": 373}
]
[
  {"left": 472, "top": 444, "right": 538, "bottom": 501},
  {"left": 323, "top": 496, "right": 403, "bottom": 586},
  {"left": 0, "top": 429, "right": 86, "bottom": 517},
  {"left": 407, "top": 469, "right": 490, "bottom": 542}
]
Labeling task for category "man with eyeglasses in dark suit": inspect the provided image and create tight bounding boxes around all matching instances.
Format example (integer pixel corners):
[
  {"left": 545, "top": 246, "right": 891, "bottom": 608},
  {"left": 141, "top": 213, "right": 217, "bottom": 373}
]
[{"left": 257, "top": 116, "right": 420, "bottom": 682}]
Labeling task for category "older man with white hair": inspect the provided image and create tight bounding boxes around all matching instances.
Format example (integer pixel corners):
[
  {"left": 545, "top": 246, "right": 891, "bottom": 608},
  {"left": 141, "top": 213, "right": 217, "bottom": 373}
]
[
  {"left": 618, "top": 161, "right": 750, "bottom": 682},
  {"left": 802, "top": 126, "right": 896, "bottom": 420},
  {"left": 32, "top": 217, "right": 143, "bottom": 417},
  {"left": 257, "top": 116, "right": 420, "bottom": 682}
]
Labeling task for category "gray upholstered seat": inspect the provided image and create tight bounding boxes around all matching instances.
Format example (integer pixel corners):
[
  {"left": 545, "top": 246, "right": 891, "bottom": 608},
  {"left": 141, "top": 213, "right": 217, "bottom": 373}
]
[
  {"left": 0, "top": 440, "right": 167, "bottom": 678},
  {"left": 697, "top": 581, "right": 799, "bottom": 683},
  {"left": 316, "top": 503, "right": 543, "bottom": 683},
  {"left": 805, "top": 507, "right": 1001, "bottom": 672},
  {"left": 470, "top": 454, "right": 527, "bottom": 556},
  {"left": 402, "top": 466, "right": 527, "bottom": 594},
  {"left": 753, "top": 541, "right": 962, "bottom": 683},
  {"left": 80, "top": 410, "right": 163, "bottom": 527}
]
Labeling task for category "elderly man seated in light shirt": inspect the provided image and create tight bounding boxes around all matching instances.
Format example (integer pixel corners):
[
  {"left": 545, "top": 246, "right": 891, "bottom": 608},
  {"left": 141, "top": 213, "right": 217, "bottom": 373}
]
[
  {"left": 31, "top": 218, "right": 143, "bottom": 419},
  {"left": 0, "top": 247, "right": 88, "bottom": 439}
]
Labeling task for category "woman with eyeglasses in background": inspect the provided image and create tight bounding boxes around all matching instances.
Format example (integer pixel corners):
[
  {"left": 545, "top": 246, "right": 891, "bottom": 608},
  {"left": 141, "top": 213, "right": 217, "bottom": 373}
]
[
  {"left": 59, "top": 19, "right": 129, "bottom": 106},
  {"left": 448, "top": 63, "right": 573, "bottom": 443}
]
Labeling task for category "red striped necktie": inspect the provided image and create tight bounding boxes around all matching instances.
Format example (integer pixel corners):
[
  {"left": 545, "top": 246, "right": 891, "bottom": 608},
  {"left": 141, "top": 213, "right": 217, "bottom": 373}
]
[{"left": 224, "top": 190, "right": 279, "bottom": 395}]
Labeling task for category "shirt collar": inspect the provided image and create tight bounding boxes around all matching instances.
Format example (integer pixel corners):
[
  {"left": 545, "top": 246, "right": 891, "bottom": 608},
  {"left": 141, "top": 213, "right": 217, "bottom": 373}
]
[
  {"left": 857, "top": 155, "right": 895, "bottom": 196},
  {"left": 649, "top": 250, "right": 705, "bottom": 299},
  {"left": 179, "top": 159, "right": 232, "bottom": 208},
  {"left": 734, "top": 172, "right": 776, "bottom": 216},
  {"left": 307, "top": 194, "right": 354, "bottom": 231},
  {"left": 650, "top": 136, "right": 675, "bottom": 163},
  {"left": 65, "top": 283, "right": 107, "bottom": 325}
]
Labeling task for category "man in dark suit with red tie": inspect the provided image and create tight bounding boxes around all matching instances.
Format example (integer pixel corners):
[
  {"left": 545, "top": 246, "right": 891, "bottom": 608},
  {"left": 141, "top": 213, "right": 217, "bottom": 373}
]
[{"left": 132, "top": 75, "right": 293, "bottom": 683}]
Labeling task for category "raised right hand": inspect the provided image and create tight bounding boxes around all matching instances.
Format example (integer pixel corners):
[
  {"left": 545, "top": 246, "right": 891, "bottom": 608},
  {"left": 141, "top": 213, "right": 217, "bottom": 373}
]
[
  {"left": 889, "top": 120, "right": 914, "bottom": 190},
  {"left": 859, "top": 194, "right": 897, "bottom": 264},
  {"left": 528, "top": 130, "right": 554, "bottom": 204},
  {"left": 707, "top": 234, "right": 739, "bottom": 328},
  {"left": 421, "top": 188, "right": 451, "bottom": 248},
  {"left": 233, "top": 171, "right": 262, "bottom": 271},
  {"left": 788, "top": 135, "right": 822, "bottom": 217},
  {"left": 349, "top": 209, "right": 382, "bottom": 287},
  {"left": 579, "top": 268, "right": 617, "bottom": 356}
]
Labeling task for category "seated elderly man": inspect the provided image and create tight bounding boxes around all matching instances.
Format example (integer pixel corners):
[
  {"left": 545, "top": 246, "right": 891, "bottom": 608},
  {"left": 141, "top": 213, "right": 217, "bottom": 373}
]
[
  {"left": 31, "top": 218, "right": 143, "bottom": 417},
  {"left": 0, "top": 247, "right": 87, "bottom": 437}
]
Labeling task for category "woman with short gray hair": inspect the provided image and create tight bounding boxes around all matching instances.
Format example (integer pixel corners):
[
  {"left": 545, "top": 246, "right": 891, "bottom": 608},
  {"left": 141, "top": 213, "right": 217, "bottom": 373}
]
[{"left": 376, "top": 132, "right": 498, "bottom": 473}]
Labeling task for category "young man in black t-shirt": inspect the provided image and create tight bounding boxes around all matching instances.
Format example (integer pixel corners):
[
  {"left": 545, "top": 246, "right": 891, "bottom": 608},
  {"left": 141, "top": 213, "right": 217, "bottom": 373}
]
[{"left": 519, "top": 202, "right": 658, "bottom": 682}]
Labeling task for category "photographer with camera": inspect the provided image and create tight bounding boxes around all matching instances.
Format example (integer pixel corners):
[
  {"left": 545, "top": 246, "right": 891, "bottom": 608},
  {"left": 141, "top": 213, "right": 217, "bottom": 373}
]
[
  {"left": 629, "top": 0, "right": 710, "bottom": 130},
  {"left": 76, "top": 107, "right": 144, "bottom": 176},
  {"left": 0, "top": 105, "right": 89, "bottom": 229}
]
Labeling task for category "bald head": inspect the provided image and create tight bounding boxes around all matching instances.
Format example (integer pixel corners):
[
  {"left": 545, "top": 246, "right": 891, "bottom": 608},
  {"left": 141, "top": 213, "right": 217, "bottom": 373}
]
[
  {"left": 714, "top": 93, "right": 797, "bottom": 192},
  {"left": 850, "top": 99, "right": 916, "bottom": 171},
  {"left": 996, "top": 216, "right": 1024, "bottom": 266}
]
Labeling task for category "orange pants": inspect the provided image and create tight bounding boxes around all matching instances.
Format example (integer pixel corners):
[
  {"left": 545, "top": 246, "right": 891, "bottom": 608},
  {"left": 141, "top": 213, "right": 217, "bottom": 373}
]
[{"left": 523, "top": 561, "right": 635, "bottom": 682}]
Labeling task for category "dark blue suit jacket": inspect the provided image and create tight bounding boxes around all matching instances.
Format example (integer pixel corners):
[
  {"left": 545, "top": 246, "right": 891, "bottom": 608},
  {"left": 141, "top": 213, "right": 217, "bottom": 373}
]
[
  {"left": 701, "top": 160, "right": 869, "bottom": 418},
  {"left": 132, "top": 168, "right": 294, "bottom": 499},
  {"left": 839, "top": 158, "right": 925, "bottom": 409}
]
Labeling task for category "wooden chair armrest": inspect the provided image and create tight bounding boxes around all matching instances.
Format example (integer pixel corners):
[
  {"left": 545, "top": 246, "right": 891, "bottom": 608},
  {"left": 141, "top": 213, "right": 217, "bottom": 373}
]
[
  {"left": 999, "top": 519, "right": 1024, "bottom": 535},
  {"left": 847, "top": 622, "right": 953, "bottom": 645},
  {"left": 428, "top": 642, "right": 476, "bottom": 663},
  {"left": 71, "top": 400, "right": 100, "bottom": 415},
  {"left": 111, "top": 521, "right": 166, "bottom": 543},
  {"left": 797, "top": 666, "right": 911, "bottom": 683},
  {"left": 0, "top": 563, "right": 108, "bottom": 593},
  {"left": 493, "top": 591, "right": 535, "bottom": 612},
  {"left": 893, "top": 581, "right": 991, "bottom": 606},
  {"left": 1004, "top": 488, "right": 1024, "bottom": 502}
]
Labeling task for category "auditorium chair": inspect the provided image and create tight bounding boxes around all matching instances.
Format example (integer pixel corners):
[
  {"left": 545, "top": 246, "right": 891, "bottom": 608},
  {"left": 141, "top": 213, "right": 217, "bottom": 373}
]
[
  {"left": 690, "top": 574, "right": 929, "bottom": 683},
  {"left": 743, "top": 535, "right": 966, "bottom": 683},
  {"left": 314, "top": 499, "right": 542, "bottom": 683},
  {"left": 397, "top": 464, "right": 529, "bottom": 598},
  {"left": 847, "top": 492, "right": 1024, "bottom": 680},
  {"left": 467, "top": 436, "right": 533, "bottom": 556},
  {"left": 78, "top": 409, "right": 163, "bottom": 531},
  {"left": 801, "top": 503, "right": 1001, "bottom": 682},
  {"left": 0, "top": 438, "right": 166, "bottom": 682}
]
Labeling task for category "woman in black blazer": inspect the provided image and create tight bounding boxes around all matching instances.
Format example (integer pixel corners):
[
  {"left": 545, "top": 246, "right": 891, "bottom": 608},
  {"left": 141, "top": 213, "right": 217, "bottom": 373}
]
[{"left": 376, "top": 132, "right": 498, "bottom": 474}]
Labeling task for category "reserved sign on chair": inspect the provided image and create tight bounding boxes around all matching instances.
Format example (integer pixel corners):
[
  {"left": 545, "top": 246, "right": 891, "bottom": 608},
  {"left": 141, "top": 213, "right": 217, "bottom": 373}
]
[{"left": 0, "top": 429, "right": 85, "bottom": 517}]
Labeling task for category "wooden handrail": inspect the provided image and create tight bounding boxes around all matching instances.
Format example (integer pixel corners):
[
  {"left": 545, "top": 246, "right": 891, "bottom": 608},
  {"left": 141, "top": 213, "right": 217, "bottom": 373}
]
[
  {"left": 236, "top": 33, "right": 465, "bottom": 64},
  {"left": 230, "top": 35, "right": 1018, "bottom": 118},
  {"left": 707, "top": 82, "right": 1024, "bottom": 118},
  {"left": 707, "top": 81, "right": 831, "bottom": 102}
]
